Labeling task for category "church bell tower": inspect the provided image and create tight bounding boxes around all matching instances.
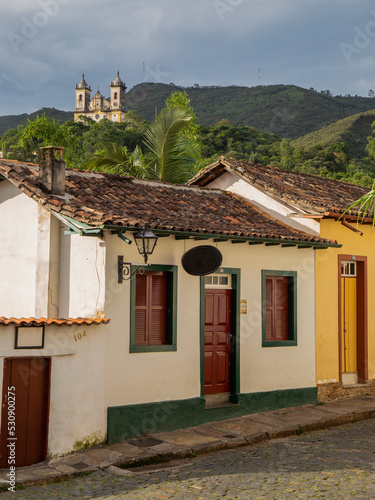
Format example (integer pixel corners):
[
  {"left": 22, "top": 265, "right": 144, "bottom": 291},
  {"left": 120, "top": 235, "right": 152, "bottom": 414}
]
[
  {"left": 74, "top": 74, "right": 91, "bottom": 121},
  {"left": 110, "top": 71, "right": 126, "bottom": 112}
]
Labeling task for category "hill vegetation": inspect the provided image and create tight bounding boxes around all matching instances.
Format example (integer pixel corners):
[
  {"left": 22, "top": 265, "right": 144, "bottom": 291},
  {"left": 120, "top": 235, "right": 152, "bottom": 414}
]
[
  {"left": 0, "top": 108, "right": 73, "bottom": 137},
  {"left": 2, "top": 88, "right": 375, "bottom": 189},
  {"left": 292, "top": 109, "right": 375, "bottom": 159},
  {"left": 126, "top": 83, "right": 375, "bottom": 139},
  {"left": 1, "top": 83, "right": 375, "bottom": 140}
]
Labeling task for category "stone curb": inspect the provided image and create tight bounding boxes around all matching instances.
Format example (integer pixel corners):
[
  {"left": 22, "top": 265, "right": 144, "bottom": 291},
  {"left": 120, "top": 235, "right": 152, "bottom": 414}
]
[{"left": 1, "top": 403, "right": 374, "bottom": 491}]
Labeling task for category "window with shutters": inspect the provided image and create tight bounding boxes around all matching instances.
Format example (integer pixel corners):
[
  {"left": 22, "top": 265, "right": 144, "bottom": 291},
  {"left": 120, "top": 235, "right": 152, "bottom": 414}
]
[
  {"left": 261, "top": 270, "right": 297, "bottom": 347},
  {"left": 130, "top": 265, "right": 177, "bottom": 352}
]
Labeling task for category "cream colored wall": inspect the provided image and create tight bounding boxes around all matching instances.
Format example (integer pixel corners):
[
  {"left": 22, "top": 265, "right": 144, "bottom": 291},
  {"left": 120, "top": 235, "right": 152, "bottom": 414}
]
[
  {"left": 0, "top": 182, "right": 38, "bottom": 317},
  {"left": 0, "top": 223, "right": 317, "bottom": 456},
  {"left": 104, "top": 233, "right": 317, "bottom": 408},
  {"left": 104, "top": 233, "right": 201, "bottom": 406},
  {"left": 229, "top": 243, "right": 316, "bottom": 393},
  {"left": 316, "top": 220, "right": 375, "bottom": 383}
]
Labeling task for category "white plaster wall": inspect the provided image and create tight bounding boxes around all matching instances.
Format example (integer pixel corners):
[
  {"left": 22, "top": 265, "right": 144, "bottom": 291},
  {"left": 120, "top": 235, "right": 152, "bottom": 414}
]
[
  {"left": 48, "top": 324, "right": 106, "bottom": 454},
  {"left": 59, "top": 232, "right": 106, "bottom": 318},
  {"left": 0, "top": 323, "right": 107, "bottom": 456},
  {"left": 0, "top": 182, "right": 38, "bottom": 317},
  {"left": 208, "top": 172, "right": 320, "bottom": 236}
]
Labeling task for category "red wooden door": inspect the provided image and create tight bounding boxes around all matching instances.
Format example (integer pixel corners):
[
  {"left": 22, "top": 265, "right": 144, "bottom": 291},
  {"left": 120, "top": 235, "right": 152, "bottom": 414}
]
[
  {"left": 0, "top": 358, "right": 50, "bottom": 468},
  {"left": 204, "top": 289, "right": 231, "bottom": 395}
]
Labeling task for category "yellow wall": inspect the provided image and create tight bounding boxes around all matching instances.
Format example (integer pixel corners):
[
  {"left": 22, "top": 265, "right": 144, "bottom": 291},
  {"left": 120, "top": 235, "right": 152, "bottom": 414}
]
[{"left": 316, "top": 219, "right": 375, "bottom": 384}]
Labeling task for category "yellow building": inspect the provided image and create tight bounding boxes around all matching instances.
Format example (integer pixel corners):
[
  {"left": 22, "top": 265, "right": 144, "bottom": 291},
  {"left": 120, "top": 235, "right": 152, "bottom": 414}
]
[
  {"left": 316, "top": 219, "right": 373, "bottom": 392},
  {"left": 189, "top": 156, "right": 375, "bottom": 401},
  {"left": 74, "top": 72, "right": 127, "bottom": 123}
]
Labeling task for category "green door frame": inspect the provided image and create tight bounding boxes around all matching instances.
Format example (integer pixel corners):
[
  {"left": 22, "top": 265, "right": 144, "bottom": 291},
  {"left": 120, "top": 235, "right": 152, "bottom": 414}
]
[{"left": 200, "top": 268, "right": 241, "bottom": 402}]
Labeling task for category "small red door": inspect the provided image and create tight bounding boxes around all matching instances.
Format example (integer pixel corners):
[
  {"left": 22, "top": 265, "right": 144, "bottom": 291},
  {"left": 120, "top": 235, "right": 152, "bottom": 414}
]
[
  {"left": 204, "top": 289, "right": 231, "bottom": 395},
  {"left": 0, "top": 358, "right": 50, "bottom": 468}
]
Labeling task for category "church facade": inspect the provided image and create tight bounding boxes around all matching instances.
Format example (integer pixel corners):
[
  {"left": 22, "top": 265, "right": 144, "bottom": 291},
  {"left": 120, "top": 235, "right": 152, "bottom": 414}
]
[{"left": 74, "top": 72, "right": 127, "bottom": 123}]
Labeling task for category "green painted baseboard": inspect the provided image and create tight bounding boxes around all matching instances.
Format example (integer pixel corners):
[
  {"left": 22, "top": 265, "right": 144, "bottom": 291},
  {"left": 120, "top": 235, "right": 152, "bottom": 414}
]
[{"left": 107, "top": 387, "right": 318, "bottom": 444}]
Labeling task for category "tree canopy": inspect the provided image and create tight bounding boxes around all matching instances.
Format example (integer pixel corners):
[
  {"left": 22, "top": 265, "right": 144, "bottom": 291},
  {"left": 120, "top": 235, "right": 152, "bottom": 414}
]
[{"left": 2, "top": 91, "right": 375, "bottom": 188}]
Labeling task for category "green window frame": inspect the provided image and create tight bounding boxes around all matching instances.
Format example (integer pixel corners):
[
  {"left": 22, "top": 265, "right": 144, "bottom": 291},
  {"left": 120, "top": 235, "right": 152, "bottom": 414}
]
[
  {"left": 130, "top": 264, "right": 177, "bottom": 353},
  {"left": 261, "top": 270, "right": 297, "bottom": 347}
]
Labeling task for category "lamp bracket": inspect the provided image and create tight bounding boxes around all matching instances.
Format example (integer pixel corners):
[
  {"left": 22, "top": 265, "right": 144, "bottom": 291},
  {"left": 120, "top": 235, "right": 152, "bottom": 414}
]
[{"left": 118, "top": 256, "right": 148, "bottom": 283}]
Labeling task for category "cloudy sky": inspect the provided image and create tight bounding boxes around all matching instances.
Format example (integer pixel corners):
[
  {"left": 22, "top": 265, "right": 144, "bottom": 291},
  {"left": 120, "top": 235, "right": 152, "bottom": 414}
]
[{"left": 1, "top": 0, "right": 375, "bottom": 116}]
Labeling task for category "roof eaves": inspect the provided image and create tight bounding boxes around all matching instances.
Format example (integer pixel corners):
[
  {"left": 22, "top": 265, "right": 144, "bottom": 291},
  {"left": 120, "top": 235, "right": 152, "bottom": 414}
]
[
  {"left": 187, "top": 159, "right": 223, "bottom": 186},
  {"left": 101, "top": 225, "right": 340, "bottom": 248}
]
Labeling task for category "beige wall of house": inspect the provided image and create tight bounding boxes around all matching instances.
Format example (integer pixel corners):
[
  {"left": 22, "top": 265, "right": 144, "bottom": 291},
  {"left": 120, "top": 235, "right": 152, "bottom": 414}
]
[
  {"left": 0, "top": 191, "right": 317, "bottom": 456},
  {"left": 104, "top": 233, "right": 316, "bottom": 406}
]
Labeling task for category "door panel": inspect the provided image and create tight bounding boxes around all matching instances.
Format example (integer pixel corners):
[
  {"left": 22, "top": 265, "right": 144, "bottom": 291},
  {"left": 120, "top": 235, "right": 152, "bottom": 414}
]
[
  {"left": 0, "top": 358, "right": 50, "bottom": 468},
  {"left": 341, "top": 277, "right": 357, "bottom": 373},
  {"left": 204, "top": 289, "right": 231, "bottom": 395}
]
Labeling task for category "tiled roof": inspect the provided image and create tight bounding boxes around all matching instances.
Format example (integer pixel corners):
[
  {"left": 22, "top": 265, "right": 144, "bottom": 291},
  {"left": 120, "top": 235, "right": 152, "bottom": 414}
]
[
  {"left": 0, "top": 159, "right": 337, "bottom": 245},
  {"left": 188, "top": 156, "right": 369, "bottom": 216},
  {"left": 0, "top": 317, "right": 110, "bottom": 327}
]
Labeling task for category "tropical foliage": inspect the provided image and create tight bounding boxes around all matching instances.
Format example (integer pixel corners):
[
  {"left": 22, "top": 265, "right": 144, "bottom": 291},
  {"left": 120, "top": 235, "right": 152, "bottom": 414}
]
[
  {"left": 2, "top": 90, "right": 375, "bottom": 188},
  {"left": 342, "top": 182, "right": 375, "bottom": 224},
  {"left": 143, "top": 107, "right": 199, "bottom": 183}
]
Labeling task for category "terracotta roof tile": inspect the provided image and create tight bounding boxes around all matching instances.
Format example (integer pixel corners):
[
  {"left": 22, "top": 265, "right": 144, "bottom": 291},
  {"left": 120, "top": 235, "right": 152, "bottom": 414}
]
[
  {"left": 0, "top": 317, "right": 110, "bottom": 327},
  {"left": 188, "top": 156, "right": 369, "bottom": 216},
  {"left": 0, "top": 159, "right": 336, "bottom": 245}
]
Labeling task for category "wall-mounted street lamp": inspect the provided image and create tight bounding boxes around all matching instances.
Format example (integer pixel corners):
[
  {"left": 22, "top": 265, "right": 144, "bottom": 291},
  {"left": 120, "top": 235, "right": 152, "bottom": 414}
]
[
  {"left": 118, "top": 228, "right": 158, "bottom": 283},
  {"left": 133, "top": 228, "right": 158, "bottom": 264}
]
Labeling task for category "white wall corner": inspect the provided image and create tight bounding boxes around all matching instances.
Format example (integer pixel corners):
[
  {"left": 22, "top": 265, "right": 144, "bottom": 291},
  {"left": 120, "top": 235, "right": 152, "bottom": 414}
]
[{"left": 35, "top": 206, "right": 53, "bottom": 317}]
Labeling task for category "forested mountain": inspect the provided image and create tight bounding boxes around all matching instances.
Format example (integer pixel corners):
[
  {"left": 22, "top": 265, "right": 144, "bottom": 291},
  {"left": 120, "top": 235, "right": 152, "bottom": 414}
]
[
  {"left": 126, "top": 83, "right": 375, "bottom": 138},
  {"left": 1, "top": 83, "right": 375, "bottom": 139},
  {"left": 0, "top": 108, "right": 73, "bottom": 136},
  {"left": 2, "top": 85, "right": 375, "bottom": 189},
  {"left": 292, "top": 110, "right": 375, "bottom": 159}
]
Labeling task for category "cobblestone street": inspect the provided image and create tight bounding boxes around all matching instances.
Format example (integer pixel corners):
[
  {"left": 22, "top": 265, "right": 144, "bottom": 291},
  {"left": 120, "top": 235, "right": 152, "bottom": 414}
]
[{"left": 2, "top": 419, "right": 375, "bottom": 500}]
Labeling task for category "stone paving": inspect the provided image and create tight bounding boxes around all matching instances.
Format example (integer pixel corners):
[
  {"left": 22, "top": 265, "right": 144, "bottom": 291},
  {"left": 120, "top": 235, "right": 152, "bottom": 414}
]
[
  {"left": 2, "top": 394, "right": 375, "bottom": 491},
  {"left": 1, "top": 419, "right": 374, "bottom": 499}
]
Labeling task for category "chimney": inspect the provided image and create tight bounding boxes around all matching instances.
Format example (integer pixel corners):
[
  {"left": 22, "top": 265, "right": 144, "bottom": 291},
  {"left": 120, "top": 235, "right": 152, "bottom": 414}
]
[{"left": 39, "top": 146, "right": 65, "bottom": 195}]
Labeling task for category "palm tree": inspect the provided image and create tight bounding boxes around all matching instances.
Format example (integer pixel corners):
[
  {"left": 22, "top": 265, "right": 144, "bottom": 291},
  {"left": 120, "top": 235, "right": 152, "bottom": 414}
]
[
  {"left": 342, "top": 181, "right": 375, "bottom": 226},
  {"left": 88, "top": 107, "right": 200, "bottom": 184},
  {"left": 143, "top": 107, "right": 199, "bottom": 183},
  {"left": 88, "top": 144, "right": 147, "bottom": 178}
]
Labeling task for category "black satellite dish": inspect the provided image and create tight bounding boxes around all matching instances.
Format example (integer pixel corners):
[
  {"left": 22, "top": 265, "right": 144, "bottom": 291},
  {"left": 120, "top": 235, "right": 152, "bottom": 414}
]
[{"left": 181, "top": 245, "right": 223, "bottom": 276}]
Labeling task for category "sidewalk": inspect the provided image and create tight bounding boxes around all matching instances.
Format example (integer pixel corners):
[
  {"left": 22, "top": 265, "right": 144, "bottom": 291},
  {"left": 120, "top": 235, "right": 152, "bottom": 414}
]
[{"left": 1, "top": 395, "right": 375, "bottom": 489}]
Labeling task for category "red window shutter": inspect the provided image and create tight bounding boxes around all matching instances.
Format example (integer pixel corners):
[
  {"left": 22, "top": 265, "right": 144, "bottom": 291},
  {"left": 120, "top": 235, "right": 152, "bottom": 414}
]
[
  {"left": 265, "top": 277, "right": 274, "bottom": 341},
  {"left": 135, "top": 274, "right": 147, "bottom": 345},
  {"left": 135, "top": 271, "right": 168, "bottom": 346},
  {"left": 149, "top": 272, "right": 167, "bottom": 345},
  {"left": 265, "top": 276, "right": 289, "bottom": 341},
  {"left": 274, "top": 277, "right": 289, "bottom": 340}
]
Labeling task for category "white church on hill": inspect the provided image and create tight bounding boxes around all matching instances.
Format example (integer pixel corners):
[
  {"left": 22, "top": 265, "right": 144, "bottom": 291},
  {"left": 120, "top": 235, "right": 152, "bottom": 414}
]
[{"left": 74, "top": 72, "right": 127, "bottom": 123}]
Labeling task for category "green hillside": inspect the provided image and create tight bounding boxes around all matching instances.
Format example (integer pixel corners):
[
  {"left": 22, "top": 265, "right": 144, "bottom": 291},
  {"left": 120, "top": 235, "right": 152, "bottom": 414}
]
[
  {"left": 0, "top": 108, "right": 73, "bottom": 137},
  {"left": 291, "top": 109, "right": 375, "bottom": 158},
  {"left": 2, "top": 84, "right": 375, "bottom": 140},
  {"left": 126, "top": 83, "right": 375, "bottom": 139}
]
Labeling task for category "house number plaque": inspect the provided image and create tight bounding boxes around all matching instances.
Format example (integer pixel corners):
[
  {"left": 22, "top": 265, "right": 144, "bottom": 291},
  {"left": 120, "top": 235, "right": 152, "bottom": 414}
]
[{"left": 240, "top": 300, "right": 247, "bottom": 314}]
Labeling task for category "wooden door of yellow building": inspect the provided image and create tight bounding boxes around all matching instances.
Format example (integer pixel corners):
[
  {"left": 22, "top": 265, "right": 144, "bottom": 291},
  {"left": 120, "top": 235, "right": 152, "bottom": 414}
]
[
  {"left": 339, "top": 256, "right": 367, "bottom": 385},
  {"left": 341, "top": 274, "right": 357, "bottom": 374}
]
